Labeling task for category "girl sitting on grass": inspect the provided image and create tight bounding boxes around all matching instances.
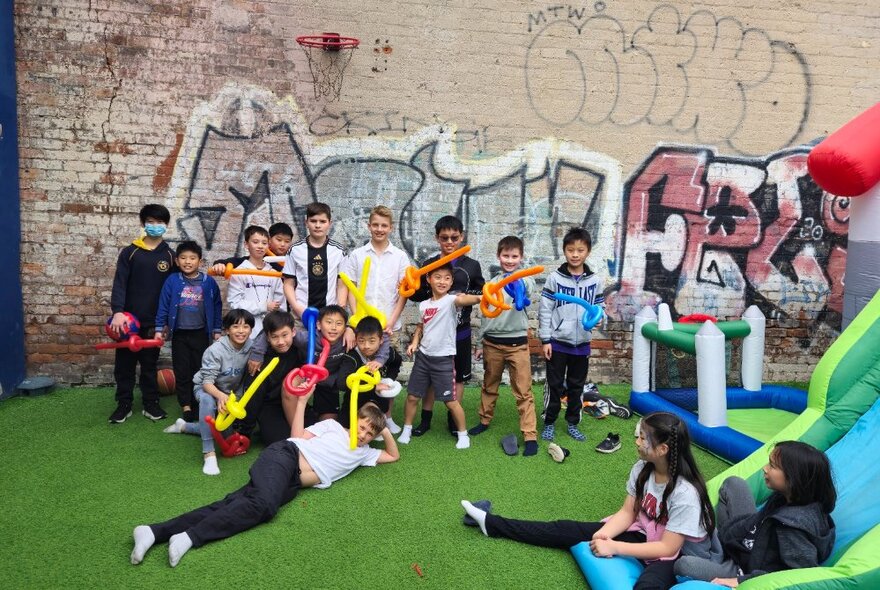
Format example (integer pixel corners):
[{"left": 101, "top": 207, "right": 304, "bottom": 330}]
[
  {"left": 675, "top": 441, "right": 836, "bottom": 588},
  {"left": 461, "top": 412, "right": 717, "bottom": 590}
]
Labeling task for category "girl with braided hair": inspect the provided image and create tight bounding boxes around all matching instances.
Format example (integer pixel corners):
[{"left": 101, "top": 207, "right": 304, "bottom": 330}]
[{"left": 460, "top": 412, "right": 717, "bottom": 590}]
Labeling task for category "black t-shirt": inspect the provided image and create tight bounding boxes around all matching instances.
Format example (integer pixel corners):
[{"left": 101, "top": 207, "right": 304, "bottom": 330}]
[{"left": 307, "top": 242, "right": 329, "bottom": 308}]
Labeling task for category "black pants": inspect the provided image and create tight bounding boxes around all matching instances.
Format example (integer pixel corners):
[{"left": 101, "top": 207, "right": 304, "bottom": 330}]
[
  {"left": 544, "top": 352, "right": 590, "bottom": 425},
  {"left": 172, "top": 329, "right": 209, "bottom": 408},
  {"left": 237, "top": 389, "right": 317, "bottom": 444},
  {"left": 486, "top": 514, "right": 676, "bottom": 590},
  {"left": 114, "top": 327, "right": 160, "bottom": 405},
  {"left": 149, "top": 441, "right": 302, "bottom": 547}
]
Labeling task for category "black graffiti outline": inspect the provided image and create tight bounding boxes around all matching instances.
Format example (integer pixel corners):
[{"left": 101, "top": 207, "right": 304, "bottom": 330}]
[{"left": 523, "top": 3, "right": 812, "bottom": 156}]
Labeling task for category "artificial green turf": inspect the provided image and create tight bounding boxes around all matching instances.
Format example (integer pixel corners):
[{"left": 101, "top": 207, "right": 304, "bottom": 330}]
[{"left": 1, "top": 384, "right": 730, "bottom": 589}]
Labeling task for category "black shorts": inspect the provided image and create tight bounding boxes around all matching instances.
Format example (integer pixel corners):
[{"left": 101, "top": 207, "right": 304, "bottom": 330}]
[
  {"left": 312, "top": 384, "right": 340, "bottom": 415},
  {"left": 454, "top": 336, "right": 472, "bottom": 383}
]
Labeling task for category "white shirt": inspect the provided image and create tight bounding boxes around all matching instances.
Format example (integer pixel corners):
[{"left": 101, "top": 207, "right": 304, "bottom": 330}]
[
  {"left": 625, "top": 460, "right": 710, "bottom": 558},
  {"left": 289, "top": 419, "right": 382, "bottom": 489},
  {"left": 341, "top": 241, "right": 411, "bottom": 331},
  {"left": 226, "top": 259, "right": 285, "bottom": 338},
  {"left": 418, "top": 294, "right": 460, "bottom": 357}
]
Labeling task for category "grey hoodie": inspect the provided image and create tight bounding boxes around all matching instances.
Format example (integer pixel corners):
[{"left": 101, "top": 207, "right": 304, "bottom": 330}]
[
  {"left": 538, "top": 263, "right": 604, "bottom": 347},
  {"left": 722, "top": 495, "right": 836, "bottom": 582},
  {"left": 193, "top": 336, "right": 254, "bottom": 394}
]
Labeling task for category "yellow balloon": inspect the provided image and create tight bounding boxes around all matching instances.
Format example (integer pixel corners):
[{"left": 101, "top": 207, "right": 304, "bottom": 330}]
[
  {"left": 339, "top": 257, "right": 387, "bottom": 329},
  {"left": 214, "top": 357, "right": 280, "bottom": 431},
  {"left": 348, "top": 365, "right": 381, "bottom": 449}
]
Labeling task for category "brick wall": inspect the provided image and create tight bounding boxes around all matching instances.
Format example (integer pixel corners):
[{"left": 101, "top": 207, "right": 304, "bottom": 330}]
[{"left": 14, "top": 0, "right": 876, "bottom": 385}]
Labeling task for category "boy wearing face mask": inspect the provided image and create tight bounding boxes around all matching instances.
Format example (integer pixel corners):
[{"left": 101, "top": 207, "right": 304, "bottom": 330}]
[{"left": 108, "top": 204, "right": 177, "bottom": 424}]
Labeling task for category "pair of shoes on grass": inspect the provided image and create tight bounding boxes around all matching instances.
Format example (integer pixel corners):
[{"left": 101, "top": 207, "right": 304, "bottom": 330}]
[{"left": 109, "top": 402, "right": 167, "bottom": 423}]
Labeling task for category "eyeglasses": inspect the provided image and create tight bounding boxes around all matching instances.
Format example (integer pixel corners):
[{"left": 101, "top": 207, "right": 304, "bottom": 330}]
[{"left": 438, "top": 235, "right": 461, "bottom": 242}]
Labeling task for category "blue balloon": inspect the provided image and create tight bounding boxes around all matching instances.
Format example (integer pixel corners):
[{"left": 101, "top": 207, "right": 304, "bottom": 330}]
[
  {"left": 503, "top": 278, "right": 531, "bottom": 311},
  {"left": 553, "top": 292, "right": 604, "bottom": 330},
  {"left": 302, "top": 307, "right": 320, "bottom": 362}
]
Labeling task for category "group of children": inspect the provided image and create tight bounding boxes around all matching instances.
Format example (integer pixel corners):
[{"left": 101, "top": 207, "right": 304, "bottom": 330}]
[
  {"left": 115, "top": 205, "right": 840, "bottom": 586},
  {"left": 109, "top": 201, "right": 614, "bottom": 471}
]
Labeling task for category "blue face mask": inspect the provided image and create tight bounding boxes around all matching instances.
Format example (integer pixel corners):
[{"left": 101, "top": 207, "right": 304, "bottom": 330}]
[{"left": 144, "top": 223, "right": 167, "bottom": 238}]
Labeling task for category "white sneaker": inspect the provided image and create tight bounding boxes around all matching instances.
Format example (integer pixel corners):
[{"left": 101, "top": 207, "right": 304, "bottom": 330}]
[{"left": 163, "top": 418, "right": 186, "bottom": 434}]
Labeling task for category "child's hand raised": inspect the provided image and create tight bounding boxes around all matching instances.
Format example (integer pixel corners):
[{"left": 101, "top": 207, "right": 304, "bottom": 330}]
[
  {"left": 210, "top": 263, "right": 227, "bottom": 276},
  {"left": 365, "top": 360, "right": 382, "bottom": 372}
]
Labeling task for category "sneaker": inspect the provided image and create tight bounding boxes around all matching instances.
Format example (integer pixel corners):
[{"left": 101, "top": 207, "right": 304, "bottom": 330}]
[
  {"left": 596, "top": 432, "right": 621, "bottom": 454},
  {"left": 582, "top": 382, "right": 601, "bottom": 402},
  {"left": 603, "top": 397, "right": 632, "bottom": 419},
  {"left": 109, "top": 403, "right": 133, "bottom": 424},
  {"left": 182, "top": 408, "right": 197, "bottom": 423},
  {"left": 142, "top": 402, "right": 168, "bottom": 421},
  {"left": 540, "top": 424, "right": 555, "bottom": 441},
  {"left": 412, "top": 422, "right": 430, "bottom": 437},
  {"left": 547, "top": 442, "right": 570, "bottom": 463},
  {"left": 566, "top": 423, "right": 587, "bottom": 442},
  {"left": 583, "top": 400, "right": 609, "bottom": 419}
]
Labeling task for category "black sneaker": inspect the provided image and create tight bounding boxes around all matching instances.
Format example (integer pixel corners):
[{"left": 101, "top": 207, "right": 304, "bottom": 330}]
[
  {"left": 602, "top": 397, "right": 632, "bottom": 419},
  {"left": 595, "top": 433, "right": 621, "bottom": 454},
  {"left": 109, "top": 403, "right": 132, "bottom": 424},
  {"left": 142, "top": 402, "right": 168, "bottom": 421},
  {"left": 412, "top": 421, "right": 430, "bottom": 437},
  {"left": 182, "top": 408, "right": 197, "bottom": 423}
]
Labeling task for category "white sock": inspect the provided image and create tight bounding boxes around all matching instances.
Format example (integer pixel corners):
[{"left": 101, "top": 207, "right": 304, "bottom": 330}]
[
  {"left": 163, "top": 418, "right": 186, "bottom": 434},
  {"left": 202, "top": 455, "right": 220, "bottom": 476},
  {"left": 456, "top": 432, "right": 470, "bottom": 449},
  {"left": 461, "top": 500, "right": 488, "bottom": 535},
  {"left": 398, "top": 425, "right": 412, "bottom": 444},
  {"left": 130, "top": 525, "right": 155, "bottom": 564},
  {"left": 168, "top": 532, "right": 193, "bottom": 567},
  {"left": 385, "top": 416, "right": 402, "bottom": 434}
]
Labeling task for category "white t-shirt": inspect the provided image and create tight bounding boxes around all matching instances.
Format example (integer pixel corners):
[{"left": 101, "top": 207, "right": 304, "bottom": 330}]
[
  {"left": 625, "top": 460, "right": 710, "bottom": 559},
  {"left": 341, "top": 242, "right": 411, "bottom": 332},
  {"left": 289, "top": 419, "right": 382, "bottom": 489},
  {"left": 418, "top": 294, "right": 459, "bottom": 357},
  {"left": 226, "top": 259, "right": 285, "bottom": 338}
]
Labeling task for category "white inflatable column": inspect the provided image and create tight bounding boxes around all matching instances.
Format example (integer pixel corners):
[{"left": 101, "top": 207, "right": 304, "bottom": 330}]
[
  {"left": 741, "top": 305, "right": 765, "bottom": 392},
  {"left": 657, "top": 303, "right": 673, "bottom": 331},
  {"left": 633, "top": 306, "right": 658, "bottom": 393},
  {"left": 695, "top": 320, "right": 727, "bottom": 427},
  {"left": 844, "top": 183, "right": 880, "bottom": 328}
]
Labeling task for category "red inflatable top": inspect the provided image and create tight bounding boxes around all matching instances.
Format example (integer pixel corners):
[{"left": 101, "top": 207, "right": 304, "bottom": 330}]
[{"left": 807, "top": 102, "right": 880, "bottom": 197}]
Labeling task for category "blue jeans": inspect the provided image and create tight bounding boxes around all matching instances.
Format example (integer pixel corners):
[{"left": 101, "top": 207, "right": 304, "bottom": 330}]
[{"left": 182, "top": 388, "right": 218, "bottom": 454}]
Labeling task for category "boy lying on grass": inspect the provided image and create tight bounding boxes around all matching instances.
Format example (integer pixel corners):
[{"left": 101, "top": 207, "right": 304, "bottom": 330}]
[{"left": 130, "top": 386, "right": 398, "bottom": 567}]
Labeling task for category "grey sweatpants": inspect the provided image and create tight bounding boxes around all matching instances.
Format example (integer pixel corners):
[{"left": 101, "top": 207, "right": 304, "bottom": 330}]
[{"left": 674, "top": 476, "right": 756, "bottom": 581}]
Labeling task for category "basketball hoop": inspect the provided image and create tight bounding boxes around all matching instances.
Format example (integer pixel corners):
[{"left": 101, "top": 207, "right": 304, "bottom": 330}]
[{"left": 296, "top": 32, "right": 359, "bottom": 101}]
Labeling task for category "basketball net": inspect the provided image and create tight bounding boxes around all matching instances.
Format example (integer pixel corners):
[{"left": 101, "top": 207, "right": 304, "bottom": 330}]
[{"left": 300, "top": 45, "right": 355, "bottom": 101}]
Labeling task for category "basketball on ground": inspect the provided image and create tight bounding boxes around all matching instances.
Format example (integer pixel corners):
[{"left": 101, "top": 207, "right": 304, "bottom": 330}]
[{"left": 157, "top": 369, "right": 176, "bottom": 396}]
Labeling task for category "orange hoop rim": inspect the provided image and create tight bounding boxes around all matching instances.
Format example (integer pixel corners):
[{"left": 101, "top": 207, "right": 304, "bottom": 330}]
[{"left": 296, "top": 33, "right": 360, "bottom": 50}]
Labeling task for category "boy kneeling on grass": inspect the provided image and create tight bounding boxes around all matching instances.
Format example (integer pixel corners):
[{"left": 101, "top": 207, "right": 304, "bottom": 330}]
[{"left": 130, "top": 388, "right": 398, "bottom": 567}]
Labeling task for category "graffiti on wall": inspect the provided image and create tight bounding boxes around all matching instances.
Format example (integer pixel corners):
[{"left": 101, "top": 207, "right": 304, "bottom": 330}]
[
  {"left": 166, "top": 84, "right": 622, "bottom": 281},
  {"left": 524, "top": 3, "right": 812, "bottom": 157},
  {"left": 606, "top": 146, "right": 847, "bottom": 323},
  {"left": 163, "top": 85, "right": 845, "bottom": 329}
]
